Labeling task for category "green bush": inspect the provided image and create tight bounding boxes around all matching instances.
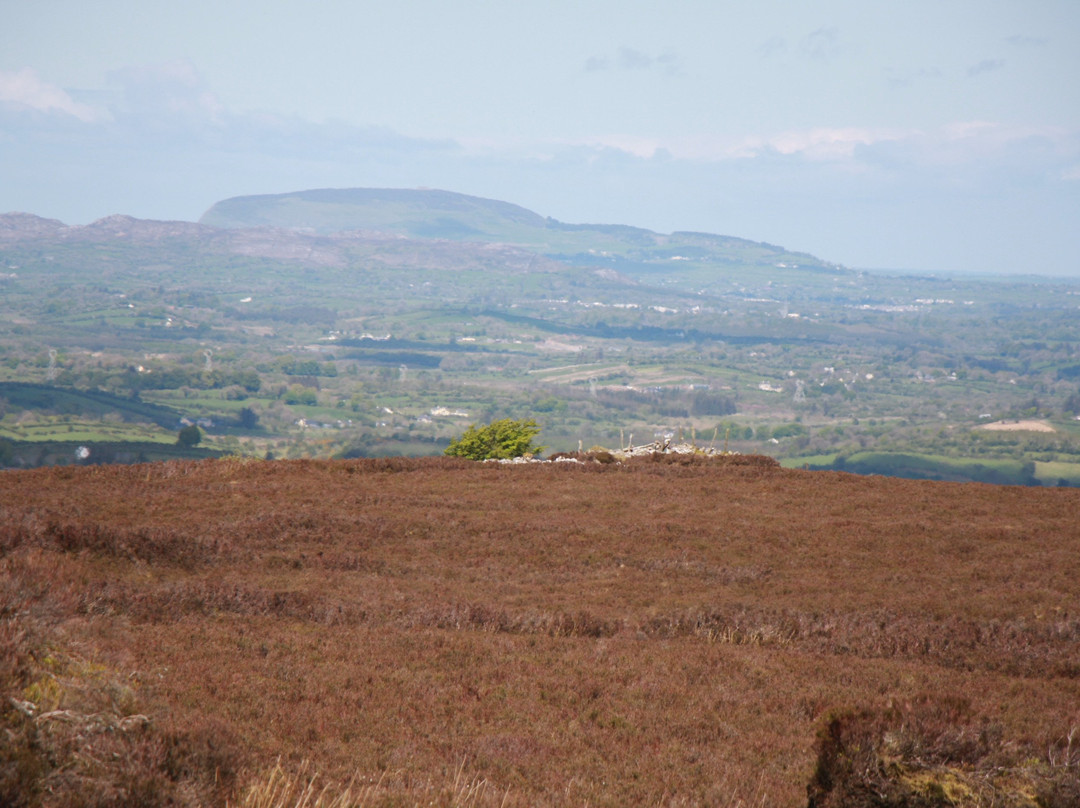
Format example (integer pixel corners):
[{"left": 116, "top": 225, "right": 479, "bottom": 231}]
[
  {"left": 176, "top": 425, "right": 202, "bottom": 447},
  {"left": 283, "top": 385, "right": 318, "bottom": 406},
  {"left": 444, "top": 418, "right": 544, "bottom": 461},
  {"left": 771, "top": 422, "right": 807, "bottom": 439}
]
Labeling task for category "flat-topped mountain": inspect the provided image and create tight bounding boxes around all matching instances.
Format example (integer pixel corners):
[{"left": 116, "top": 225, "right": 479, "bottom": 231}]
[
  {"left": 2, "top": 184, "right": 838, "bottom": 279},
  {"left": 200, "top": 187, "right": 839, "bottom": 273},
  {"left": 201, "top": 187, "right": 548, "bottom": 237}
]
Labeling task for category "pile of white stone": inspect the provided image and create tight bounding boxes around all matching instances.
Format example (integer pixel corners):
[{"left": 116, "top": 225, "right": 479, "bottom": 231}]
[
  {"left": 487, "top": 440, "right": 736, "bottom": 464},
  {"left": 615, "top": 440, "right": 715, "bottom": 458}
]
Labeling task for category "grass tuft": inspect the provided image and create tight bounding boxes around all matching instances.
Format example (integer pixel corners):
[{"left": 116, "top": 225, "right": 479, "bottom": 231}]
[{"left": 234, "top": 759, "right": 510, "bottom": 808}]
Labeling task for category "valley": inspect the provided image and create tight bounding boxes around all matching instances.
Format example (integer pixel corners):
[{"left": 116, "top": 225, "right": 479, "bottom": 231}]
[{"left": 1, "top": 188, "right": 1079, "bottom": 484}]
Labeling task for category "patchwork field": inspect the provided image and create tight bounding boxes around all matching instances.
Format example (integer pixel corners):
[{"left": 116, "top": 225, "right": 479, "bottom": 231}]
[{"left": 2, "top": 455, "right": 1079, "bottom": 806}]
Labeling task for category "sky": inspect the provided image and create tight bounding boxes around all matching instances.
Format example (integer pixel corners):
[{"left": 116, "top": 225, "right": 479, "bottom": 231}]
[{"left": 2, "top": 0, "right": 1079, "bottom": 276}]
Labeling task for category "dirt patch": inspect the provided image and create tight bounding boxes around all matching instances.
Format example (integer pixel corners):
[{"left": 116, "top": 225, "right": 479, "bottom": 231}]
[
  {"left": 534, "top": 338, "right": 585, "bottom": 353},
  {"left": 978, "top": 419, "right": 1056, "bottom": 432}
]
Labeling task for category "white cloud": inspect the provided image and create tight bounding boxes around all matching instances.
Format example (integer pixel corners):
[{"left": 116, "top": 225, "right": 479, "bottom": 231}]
[
  {"left": 757, "top": 36, "right": 786, "bottom": 58},
  {"left": 967, "top": 58, "right": 1005, "bottom": 77},
  {"left": 552, "top": 122, "right": 1078, "bottom": 174},
  {"left": 571, "top": 134, "right": 664, "bottom": 159},
  {"left": 931, "top": 121, "right": 1077, "bottom": 163},
  {"left": 584, "top": 47, "right": 681, "bottom": 76},
  {"left": 1005, "top": 35, "right": 1048, "bottom": 48},
  {"left": 107, "top": 60, "right": 225, "bottom": 124},
  {"left": 558, "top": 127, "right": 904, "bottom": 163},
  {"left": 800, "top": 27, "right": 842, "bottom": 61},
  {"left": 618, "top": 47, "right": 653, "bottom": 70},
  {"left": 883, "top": 66, "right": 942, "bottom": 89},
  {"left": 941, "top": 120, "right": 999, "bottom": 140},
  {"left": 0, "top": 68, "right": 101, "bottom": 122},
  {"left": 753, "top": 127, "right": 903, "bottom": 159}
]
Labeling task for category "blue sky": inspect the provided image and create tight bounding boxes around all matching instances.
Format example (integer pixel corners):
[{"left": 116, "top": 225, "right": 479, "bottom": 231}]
[{"left": 2, "top": 0, "right": 1078, "bottom": 275}]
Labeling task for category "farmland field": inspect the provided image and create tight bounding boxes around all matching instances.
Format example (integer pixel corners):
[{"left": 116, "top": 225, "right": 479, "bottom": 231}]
[{"left": 2, "top": 455, "right": 1079, "bottom": 806}]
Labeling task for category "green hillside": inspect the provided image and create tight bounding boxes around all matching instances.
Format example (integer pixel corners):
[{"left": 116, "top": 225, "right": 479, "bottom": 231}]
[
  {"left": 0, "top": 438, "right": 220, "bottom": 467},
  {"left": 199, "top": 187, "right": 838, "bottom": 275},
  {"left": 0, "top": 382, "right": 184, "bottom": 429}
]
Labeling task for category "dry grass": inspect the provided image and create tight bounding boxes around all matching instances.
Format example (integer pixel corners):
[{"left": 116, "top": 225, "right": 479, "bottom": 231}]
[
  {"left": 807, "top": 697, "right": 1080, "bottom": 807},
  {"left": 2, "top": 455, "right": 1079, "bottom": 805},
  {"left": 232, "top": 758, "right": 512, "bottom": 808}
]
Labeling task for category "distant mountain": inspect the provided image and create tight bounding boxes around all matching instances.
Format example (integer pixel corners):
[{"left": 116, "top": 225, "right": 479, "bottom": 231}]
[
  {"left": 0, "top": 213, "right": 213, "bottom": 244},
  {"left": 0, "top": 213, "right": 71, "bottom": 241},
  {"left": 0, "top": 187, "right": 843, "bottom": 294},
  {"left": 0, "top": 211, "right": 573, "bottom": 275},
  {"left": 200, "top": 187, "right": 841, "bottom": 274},
  {"left": 201, "top": 188, "right": 547, "bottom": 238}
]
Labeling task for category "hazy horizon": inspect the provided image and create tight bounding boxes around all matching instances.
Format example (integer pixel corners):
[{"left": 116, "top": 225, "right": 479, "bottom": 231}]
[{"left": 3, "top": 1, "right": 1079, "bottom": 276}]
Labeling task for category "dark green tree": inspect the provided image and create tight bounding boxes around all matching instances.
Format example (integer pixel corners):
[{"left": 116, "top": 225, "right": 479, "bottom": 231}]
[
  {"left": 177, "top": 424, "right": 202, "bottom": 447},
  {"left": 444, "top": 418, "right": 544, "bottom": 460},
  {"left": 238, "top": 407, "right": 259, "bottom": 430},
  {"left": 1064, "top": 391, "right": 1080, "bottom": 415}
]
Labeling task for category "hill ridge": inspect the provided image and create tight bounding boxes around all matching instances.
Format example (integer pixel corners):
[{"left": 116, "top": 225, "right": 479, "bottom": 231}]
[{"left": 0, "top": 188, "right": 841, "bottom": 273}]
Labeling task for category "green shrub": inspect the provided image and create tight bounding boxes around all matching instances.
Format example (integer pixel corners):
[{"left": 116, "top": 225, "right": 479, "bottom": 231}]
[
  {"left": 444, "top": 418, "right": 544, "bottom": 461},
  {"left": 176, "top": 425, "right": 202, "bottom": 447},
  {"left": 283, "top": 385, "right": 318, "bottom": 406}
]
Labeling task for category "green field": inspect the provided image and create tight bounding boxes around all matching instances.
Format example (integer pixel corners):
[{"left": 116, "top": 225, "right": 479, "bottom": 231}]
[{"left": 1036, "top": 460, "right": 1080, "bottom": 486}]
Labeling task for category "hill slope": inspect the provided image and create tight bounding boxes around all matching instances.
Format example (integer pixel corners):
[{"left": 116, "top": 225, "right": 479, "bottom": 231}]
[{"left": 3, "top": 456, "right": 1078, "bottom": 805}]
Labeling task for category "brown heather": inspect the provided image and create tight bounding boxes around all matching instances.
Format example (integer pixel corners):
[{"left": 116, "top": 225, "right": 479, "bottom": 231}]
[{"left": 1, "top": 455, "right": 1078, "bottom": 806}]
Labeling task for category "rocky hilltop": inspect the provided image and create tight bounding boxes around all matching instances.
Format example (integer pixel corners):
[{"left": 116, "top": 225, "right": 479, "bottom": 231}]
[
  {"left": 0, "top": 212, "right": 71, "bottom": 241},
  {"left": 0, "top": 213, "right": 212, "bottom": 244}
]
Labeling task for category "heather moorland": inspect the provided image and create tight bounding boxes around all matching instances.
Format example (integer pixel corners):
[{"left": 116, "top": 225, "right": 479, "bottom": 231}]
[{"left": 2, "top": 455, "right": 1079, "bottom": 806}]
